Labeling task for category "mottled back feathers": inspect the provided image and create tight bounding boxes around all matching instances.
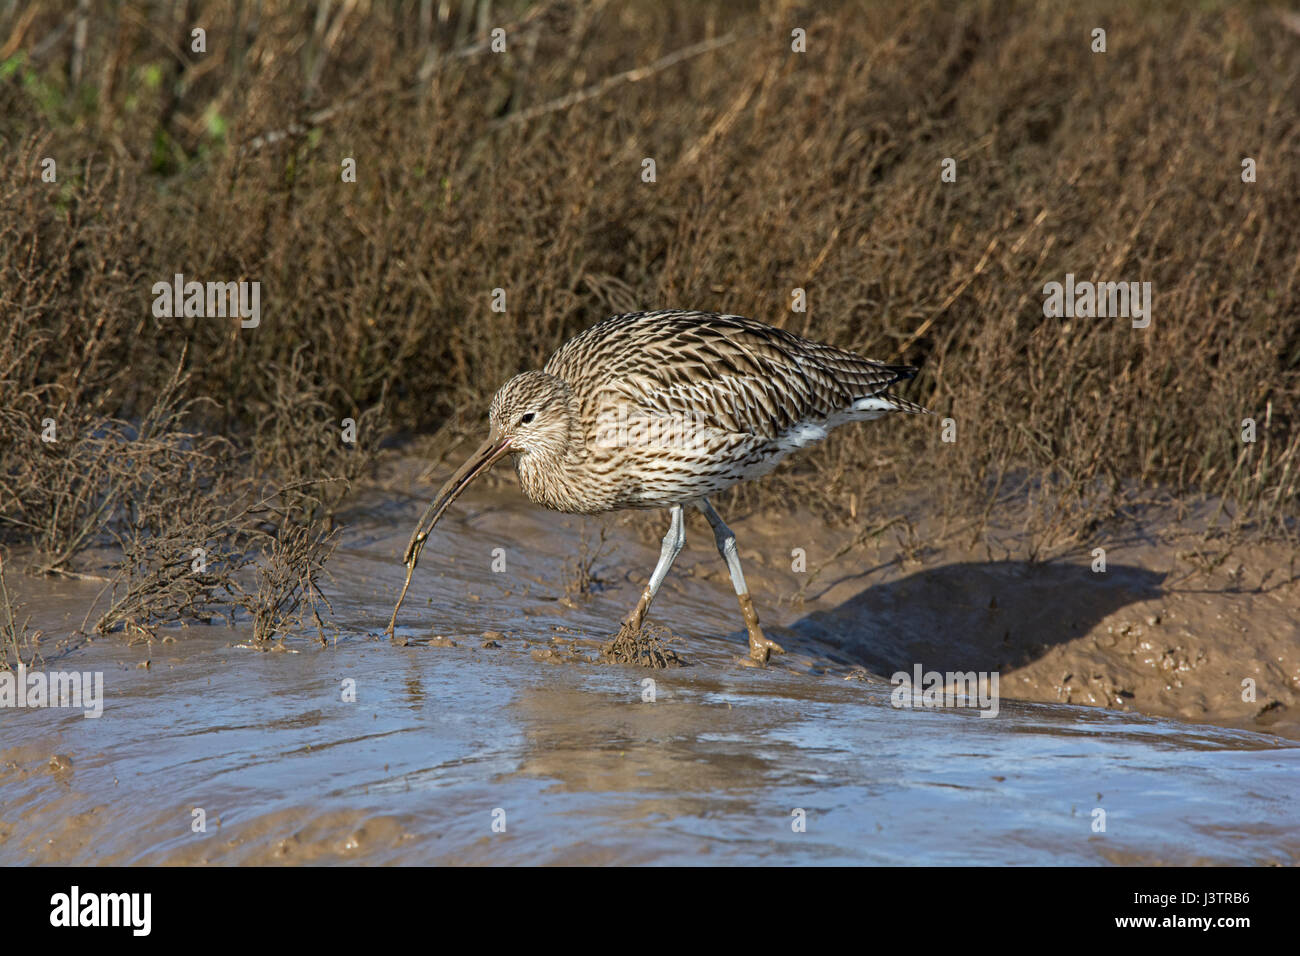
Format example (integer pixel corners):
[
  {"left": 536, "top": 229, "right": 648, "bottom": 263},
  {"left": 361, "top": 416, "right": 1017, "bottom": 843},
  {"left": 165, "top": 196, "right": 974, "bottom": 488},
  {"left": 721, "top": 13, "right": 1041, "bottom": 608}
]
[{"left": 544, "top": 310, "right": 928, "bottom": 443}]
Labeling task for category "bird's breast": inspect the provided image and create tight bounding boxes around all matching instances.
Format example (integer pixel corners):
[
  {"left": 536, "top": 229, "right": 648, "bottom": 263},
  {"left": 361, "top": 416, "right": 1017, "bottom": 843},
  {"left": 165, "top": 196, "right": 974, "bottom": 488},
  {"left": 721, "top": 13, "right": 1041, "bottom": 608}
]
[{"left": 513, "top": 450, "right": 614, "bottom": 515}]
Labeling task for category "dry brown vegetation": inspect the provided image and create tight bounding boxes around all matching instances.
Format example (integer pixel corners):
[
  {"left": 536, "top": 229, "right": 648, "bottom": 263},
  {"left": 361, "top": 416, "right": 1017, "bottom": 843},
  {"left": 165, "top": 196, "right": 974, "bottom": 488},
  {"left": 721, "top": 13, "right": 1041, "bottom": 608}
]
[
  {"left": 0, "top": 0, "right": 1297, "bottom": 645},
  {"left": 0, "top": 553, "right": 41, "bottom": 668}
]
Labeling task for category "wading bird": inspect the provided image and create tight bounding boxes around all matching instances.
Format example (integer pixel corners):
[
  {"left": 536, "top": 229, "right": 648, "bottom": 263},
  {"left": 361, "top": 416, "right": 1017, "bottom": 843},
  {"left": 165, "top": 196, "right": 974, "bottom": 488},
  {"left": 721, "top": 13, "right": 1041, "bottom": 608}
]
[{"left": 387, "top": 310, "right": 930, "bottom": 662}]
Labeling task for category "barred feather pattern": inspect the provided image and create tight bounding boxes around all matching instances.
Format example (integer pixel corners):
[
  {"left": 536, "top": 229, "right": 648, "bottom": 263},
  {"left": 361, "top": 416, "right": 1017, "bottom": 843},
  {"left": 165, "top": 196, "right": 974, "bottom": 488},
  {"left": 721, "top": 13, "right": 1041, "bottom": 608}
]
[{"left": 486, "top": 310, "right": 930, "bottom": 515}]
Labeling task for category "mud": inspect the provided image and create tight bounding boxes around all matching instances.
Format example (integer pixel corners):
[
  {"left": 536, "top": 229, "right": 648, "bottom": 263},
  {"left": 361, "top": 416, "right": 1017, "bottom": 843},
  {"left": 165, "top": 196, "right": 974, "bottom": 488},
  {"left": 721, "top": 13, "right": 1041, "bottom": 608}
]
[
  {"left": 1, "top": 462, "right": 1297, "bottom": 864},
  {"left": 600, "top": 623, "right": 688, "bottom": 669}
]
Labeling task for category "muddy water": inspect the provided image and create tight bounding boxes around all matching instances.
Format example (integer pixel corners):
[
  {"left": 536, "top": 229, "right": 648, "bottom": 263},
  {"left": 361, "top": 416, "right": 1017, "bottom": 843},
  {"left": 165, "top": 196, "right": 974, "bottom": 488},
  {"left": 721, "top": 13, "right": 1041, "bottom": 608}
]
[{"left": 2, "top": 481, "right": 1298, "bottom": 864}]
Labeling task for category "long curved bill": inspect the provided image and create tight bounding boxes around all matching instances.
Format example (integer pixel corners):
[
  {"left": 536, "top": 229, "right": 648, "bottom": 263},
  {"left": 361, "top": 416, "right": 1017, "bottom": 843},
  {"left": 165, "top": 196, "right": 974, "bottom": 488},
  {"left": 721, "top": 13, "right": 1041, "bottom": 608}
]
[
  {"left": 386, "top": 434, "right": 512, "bottom": 637},
  {"left": 401, "top": 435, "right": 512, "bottom": 564}
]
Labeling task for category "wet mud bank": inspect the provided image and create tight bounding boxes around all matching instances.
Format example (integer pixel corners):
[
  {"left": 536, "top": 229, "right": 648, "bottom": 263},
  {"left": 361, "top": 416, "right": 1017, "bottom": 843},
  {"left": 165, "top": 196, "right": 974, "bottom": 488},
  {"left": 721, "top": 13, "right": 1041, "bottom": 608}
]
[{"left": 2, "top": 476, "right": 1297, "bottom": 864}]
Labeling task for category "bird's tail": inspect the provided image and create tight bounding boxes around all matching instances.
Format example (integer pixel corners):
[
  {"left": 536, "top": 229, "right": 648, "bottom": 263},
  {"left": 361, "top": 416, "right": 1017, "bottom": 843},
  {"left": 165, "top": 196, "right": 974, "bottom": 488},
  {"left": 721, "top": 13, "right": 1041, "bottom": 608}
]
[
  {"left": 814, "top": 344, "right": 932, "bottom": 416},
  {"left": 883, "top": 392, "right": 932, "bottom": 414},
  {"left": 863, "top": 363, "right": 932, "bottom": 415}
]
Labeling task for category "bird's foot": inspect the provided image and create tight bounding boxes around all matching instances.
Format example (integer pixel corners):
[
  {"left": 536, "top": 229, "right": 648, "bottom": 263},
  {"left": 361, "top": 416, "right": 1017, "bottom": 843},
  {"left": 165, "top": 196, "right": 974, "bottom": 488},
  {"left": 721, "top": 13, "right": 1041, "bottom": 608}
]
[
  {"left": 747, "top": 628, "right": 785, "bottom": 664},
  {"left": 738, "top": 591, "right": 783, "bottom": 664}
]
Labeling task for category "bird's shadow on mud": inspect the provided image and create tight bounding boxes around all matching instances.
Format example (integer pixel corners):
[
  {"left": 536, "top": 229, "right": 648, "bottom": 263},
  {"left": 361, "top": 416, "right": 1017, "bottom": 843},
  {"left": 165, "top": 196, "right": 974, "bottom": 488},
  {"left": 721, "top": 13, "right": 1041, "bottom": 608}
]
[{"left": 786, "top": 560, "right": 1165, "bottom": 674}]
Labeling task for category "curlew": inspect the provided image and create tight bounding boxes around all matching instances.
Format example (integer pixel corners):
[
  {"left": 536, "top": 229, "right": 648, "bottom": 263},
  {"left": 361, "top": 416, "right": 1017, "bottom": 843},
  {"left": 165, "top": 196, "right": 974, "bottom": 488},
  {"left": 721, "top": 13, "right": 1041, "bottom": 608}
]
[{"left": 386, "top": 310, "right": 930, "bottom": 662}]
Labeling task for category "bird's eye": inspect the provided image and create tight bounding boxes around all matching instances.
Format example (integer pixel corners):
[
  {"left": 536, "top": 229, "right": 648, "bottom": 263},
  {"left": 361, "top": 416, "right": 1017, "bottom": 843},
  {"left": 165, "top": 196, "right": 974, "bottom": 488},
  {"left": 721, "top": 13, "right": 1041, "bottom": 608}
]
[{"left": 519, "top": 412, "right": 536, "bottom": 425}]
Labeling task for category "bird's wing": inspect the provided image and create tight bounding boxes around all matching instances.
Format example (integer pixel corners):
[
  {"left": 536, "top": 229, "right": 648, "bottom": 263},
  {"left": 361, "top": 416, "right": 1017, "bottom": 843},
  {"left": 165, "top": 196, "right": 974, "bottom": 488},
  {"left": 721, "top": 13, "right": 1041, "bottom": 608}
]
[{"left": 544, "top": 310, "right": 920, "bottom": 441}]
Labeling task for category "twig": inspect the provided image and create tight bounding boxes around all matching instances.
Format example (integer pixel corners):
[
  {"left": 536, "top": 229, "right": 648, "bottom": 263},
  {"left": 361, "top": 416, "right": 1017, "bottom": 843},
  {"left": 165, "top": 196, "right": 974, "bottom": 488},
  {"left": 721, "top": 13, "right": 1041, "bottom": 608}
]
[{"left": 491, "top": 31, "right": 745, "bottom": 128}]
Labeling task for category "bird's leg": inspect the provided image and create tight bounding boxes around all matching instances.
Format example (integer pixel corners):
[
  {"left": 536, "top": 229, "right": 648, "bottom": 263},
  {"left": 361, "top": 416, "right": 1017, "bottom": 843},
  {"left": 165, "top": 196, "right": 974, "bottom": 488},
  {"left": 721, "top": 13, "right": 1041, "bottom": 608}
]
[
  {"left": 698, "top": 499, "right": 785, "bottom": 663},
  {"left": 621, "top": 504, "right": 685, "bottom": 633}
]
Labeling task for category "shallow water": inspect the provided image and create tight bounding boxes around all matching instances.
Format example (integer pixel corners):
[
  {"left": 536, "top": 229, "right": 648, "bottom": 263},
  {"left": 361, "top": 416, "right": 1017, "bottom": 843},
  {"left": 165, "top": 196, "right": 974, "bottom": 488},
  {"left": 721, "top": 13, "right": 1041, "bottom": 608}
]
[{"left": 2, "top": 485, "right": 1297, "bottom": 865}]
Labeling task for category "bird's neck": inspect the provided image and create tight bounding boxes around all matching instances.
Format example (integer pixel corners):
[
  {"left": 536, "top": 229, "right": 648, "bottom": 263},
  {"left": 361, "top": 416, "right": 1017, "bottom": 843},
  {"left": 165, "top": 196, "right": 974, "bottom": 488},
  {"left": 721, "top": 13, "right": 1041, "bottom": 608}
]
[{"left": 515, "top": 445, "right": 598, "bottom": 514}]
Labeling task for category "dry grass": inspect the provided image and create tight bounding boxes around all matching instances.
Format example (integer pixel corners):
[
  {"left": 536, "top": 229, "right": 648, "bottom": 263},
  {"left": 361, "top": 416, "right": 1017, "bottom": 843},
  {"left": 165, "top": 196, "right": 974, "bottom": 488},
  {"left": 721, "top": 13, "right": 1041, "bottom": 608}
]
[{"left": 0, "top": 0, "right": 1296, "bottom": 643}]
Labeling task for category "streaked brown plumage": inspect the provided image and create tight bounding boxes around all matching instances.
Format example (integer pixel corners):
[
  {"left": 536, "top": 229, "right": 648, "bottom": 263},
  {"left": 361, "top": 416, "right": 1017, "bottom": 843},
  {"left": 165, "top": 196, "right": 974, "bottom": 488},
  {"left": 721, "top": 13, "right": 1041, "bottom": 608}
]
[{"left": 387, "top": 310, "right": 930, "bottom": 661}]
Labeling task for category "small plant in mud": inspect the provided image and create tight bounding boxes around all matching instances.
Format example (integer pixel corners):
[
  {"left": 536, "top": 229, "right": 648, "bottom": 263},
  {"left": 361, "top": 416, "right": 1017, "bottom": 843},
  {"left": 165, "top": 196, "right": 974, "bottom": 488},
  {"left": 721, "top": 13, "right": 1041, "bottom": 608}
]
[
  {"left": 236, "top": 518, "right": 339, "bottom": 646},
  {"left": 0, "top": 553, "right": 41, "bottom": 670},
  {"left": 893, "top": 515, "right": 927, "bottom": 567},
  {"left": 790, "top": 515, "right": 908, "bottom": 606},
  {"left": 564, "top": 521, "right": 613, "bottom": 600},
  {"left": 92, "top": 479, "right": 263, "bottom": 641},
  {"left": 90, "top": 464, "right": 341, "bottom": 646}
]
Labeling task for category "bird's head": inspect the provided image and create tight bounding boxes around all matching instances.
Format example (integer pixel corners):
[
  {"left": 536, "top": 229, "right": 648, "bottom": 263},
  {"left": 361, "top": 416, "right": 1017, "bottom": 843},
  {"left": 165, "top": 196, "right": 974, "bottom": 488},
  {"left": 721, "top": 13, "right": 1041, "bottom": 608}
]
[
  {"left": 400, "top": 371, "right": 573, "bottom": 564},
  {"left": 488, "top": 371, "right": 574, "bottom": 462}
]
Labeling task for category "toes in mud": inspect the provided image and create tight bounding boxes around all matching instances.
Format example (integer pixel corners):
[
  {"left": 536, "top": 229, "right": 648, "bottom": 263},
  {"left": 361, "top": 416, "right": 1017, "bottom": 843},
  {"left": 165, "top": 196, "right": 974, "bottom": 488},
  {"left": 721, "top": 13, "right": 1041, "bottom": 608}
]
[{"left": 600, "top": 622, "right": 687, "bottom": 669}]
